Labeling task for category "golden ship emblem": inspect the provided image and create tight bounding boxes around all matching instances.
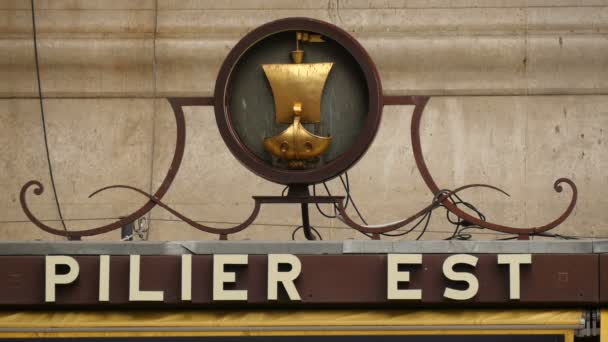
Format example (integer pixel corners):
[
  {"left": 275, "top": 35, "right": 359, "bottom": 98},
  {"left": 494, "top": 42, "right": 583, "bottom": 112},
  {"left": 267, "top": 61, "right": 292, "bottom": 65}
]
[{"left": 262, "top": 32, "right": 333, "bottom": 169}]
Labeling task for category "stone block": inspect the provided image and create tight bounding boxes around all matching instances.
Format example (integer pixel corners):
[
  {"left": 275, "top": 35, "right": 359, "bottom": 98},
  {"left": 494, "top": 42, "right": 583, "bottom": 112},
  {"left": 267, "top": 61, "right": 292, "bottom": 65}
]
[
  {"left": 527, "top": 35, "right": 608, "bottom": 95},
  {"left": 33, "top": 1, "right": 155, "bottom": 10},
  {"left": 0, "top": 39, "right": 37, "bottom": 97},
  {"left": 36, "top": 38, "right": 154, "bottom": 97},
  {"left": 0, "top": 100, "right": 54, "bottom": 211},
  {"left": 40, "top": 99, "right": 154, "bottom": 204},
  {"left": 365, "top": 35, "right": 527, "bottom": 95},
  {"left": 155, "top": 38, "right": 231, "bottom": 97},
  {"left": 158, "top": 0, "right": 329, "bottom": 10},
  {"left": 34, "top": 9, "right": 155, "bottom": 37},
  {"left": 1, "top": 99, "right": 156, "bottom": 241},
  {"left": 524, "top": 96, "right": 608, "bottom": 238},
  {"left": 156, "top": 8, "right": 331, "bottom": 36}
]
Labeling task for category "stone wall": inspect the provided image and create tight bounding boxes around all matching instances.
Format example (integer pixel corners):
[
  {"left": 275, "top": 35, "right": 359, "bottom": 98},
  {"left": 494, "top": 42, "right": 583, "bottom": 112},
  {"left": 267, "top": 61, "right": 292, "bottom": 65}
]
[{"left": 0, "top": 0, "right": 606, "bottom": 241}]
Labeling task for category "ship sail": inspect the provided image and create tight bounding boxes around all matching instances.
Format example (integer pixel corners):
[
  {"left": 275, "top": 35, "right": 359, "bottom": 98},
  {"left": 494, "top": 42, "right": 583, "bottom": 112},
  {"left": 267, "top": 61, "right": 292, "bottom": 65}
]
[
  {"left": 262, "top": 63, "right": 333, "bottom": 124},
  {"left": 261, "top": 32, "right": 334, "bottom": 169},
  {"left": 262, "top": 63, "right": 334, "bottom": 168}
]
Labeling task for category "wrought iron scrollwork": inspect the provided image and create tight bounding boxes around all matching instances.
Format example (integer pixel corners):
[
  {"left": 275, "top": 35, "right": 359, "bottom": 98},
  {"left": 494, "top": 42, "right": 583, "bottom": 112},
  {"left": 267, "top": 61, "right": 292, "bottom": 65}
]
[
  {"left": 19, "top": 98, "right": 192, "bottom": 240},
  {"left": 408, "top": 96, "right": 578, "bottom": 238},
  {"left": 88, "top": 184, "right": 261, "bottom": 241},
  {"left": 19, "top": 96, "right": 578, "bottom": 240},
  {"left": 335, "top": 183, "right": 510, "bottom": 238}
]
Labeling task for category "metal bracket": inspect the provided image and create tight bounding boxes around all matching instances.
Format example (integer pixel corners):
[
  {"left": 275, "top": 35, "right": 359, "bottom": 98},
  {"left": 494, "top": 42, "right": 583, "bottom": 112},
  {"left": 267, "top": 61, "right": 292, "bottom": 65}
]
[{"left": 576, "top": 309, "right": 600, "bottom": 338}]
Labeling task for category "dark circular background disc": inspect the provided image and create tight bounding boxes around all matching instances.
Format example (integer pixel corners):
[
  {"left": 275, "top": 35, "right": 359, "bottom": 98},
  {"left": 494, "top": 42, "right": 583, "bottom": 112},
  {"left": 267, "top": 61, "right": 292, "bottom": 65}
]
[{"left": 214, "top": 17, "right": 383, "bottom": 185}]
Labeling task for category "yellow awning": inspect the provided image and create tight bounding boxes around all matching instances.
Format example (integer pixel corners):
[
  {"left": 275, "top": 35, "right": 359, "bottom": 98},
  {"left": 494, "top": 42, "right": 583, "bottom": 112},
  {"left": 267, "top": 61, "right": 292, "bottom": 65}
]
[
  {"left": 0, "top": 309, "right": 582, "bottom": 339},
  {"left": 602, "top": 310, "right": 608, "bottom": 342},
  {"left": 0, "top": 309, "right": 583, "bottom": 329}
]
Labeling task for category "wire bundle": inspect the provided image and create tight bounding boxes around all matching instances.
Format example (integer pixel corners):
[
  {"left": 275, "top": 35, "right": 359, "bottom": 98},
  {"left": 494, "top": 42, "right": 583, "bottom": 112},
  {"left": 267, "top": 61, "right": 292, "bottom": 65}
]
[{"left": 293, "top": 172, "right": 578, "bottom": 241}]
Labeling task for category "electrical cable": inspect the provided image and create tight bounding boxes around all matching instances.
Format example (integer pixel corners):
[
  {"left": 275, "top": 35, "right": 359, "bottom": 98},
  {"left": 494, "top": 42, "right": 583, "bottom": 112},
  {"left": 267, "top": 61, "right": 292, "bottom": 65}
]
[
  {"left": 0, "top": 216, "right": 586, "bottom": 240},
  {"left": 30, "top": 0, "right": 68, "bottom": 234},
  {"left": 338, "top": 172, "right": 368, "bottom": 225},
  {"left": 149, "top": 216, "right": 582, "bottom": 241},
  {"left": 312, "top": 183, "right": 339, "bottom": 219},
  {"left": 311, "top": 173, "right": 580, "bottom": 242},
  {"left": 339, "top": 173, "right": 352, "bottom": 209},
  {"left": 302, "top": 168, "right": 583, "bottom": 241},
  {"left": 380, "top": 209, "right": 430, "bottom": 237},
  {"left": 415, "top": 206, "right": 434, "bottom": 240},
  {"left": 533, "top": 232, "right": 579, "bottom": 240},
  {"left": 310, "top": 171, "right": 444, "bottom": 240},
  {"left": 5, "top": 166, "right": 583, "bottom": 241},
  {"left": 413, "top": 190, "right": 449, "bottom": 240},
  {"left": 496, "top": 236, "right": 519, "bottom": 241},
  {"left": 338, "top": 171, "right": 447, "bottom": 240},
  {"left": 442, "top": 191, "right": 487, "bottom": 241},
  {"left": 310, "top": 173, "right": 357, "bottom": 220},
  {"left": 311, "top": 172, "right": 374, "bottom": 239},
  {"left": 291, "top": 225, "right": 323, "bottom": 240}
]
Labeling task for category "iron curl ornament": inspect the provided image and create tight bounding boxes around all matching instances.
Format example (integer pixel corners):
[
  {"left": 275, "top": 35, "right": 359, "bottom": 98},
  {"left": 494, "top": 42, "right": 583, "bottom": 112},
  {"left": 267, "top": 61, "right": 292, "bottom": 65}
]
[{"left": 20, "top": 18, "right": 577, "bottom": 241}]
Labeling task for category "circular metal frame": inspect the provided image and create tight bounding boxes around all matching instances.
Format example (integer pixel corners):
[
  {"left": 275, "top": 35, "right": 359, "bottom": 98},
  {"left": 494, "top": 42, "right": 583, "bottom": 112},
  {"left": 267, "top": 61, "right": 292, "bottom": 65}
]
[{"left": 214, "top": 17, "right": 383, "bottom": 185}]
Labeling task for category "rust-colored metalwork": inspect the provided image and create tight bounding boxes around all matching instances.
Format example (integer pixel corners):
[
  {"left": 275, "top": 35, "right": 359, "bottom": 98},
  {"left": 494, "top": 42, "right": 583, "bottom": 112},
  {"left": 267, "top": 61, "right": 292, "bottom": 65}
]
[
  {"left": 405, "top": 95, "right": 578, "bottom": 239},
  {"left": 214, "top": 17, "right": 383, "bottom": 185},
  {"left": 88, "top": 182, "right": 508, "bottom": 241},
  {"left": 335, "top": 183, "right": 509, "bottom": 238},
  {"left": 18, "top": 18, "right": 578, "bottom": 241},
  {"left": 87, "top": 184, "right": 342, "bottom": 241},
  {"left": 19, "top": 93, "right": 578, "bottom": 240},
  {"left": 18, "top": 97, "right": 197, "bottom": 240}
]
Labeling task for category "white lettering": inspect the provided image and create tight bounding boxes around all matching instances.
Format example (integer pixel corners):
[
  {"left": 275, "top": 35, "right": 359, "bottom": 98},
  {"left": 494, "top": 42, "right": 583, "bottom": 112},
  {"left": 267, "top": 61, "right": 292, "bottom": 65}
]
[
  {"left": 45, "top": 256, "right": 80, "bottom": 302},
  {"left": 387, "top": 254, "right": 422, "bottom": 300},
  {"left": 181, "top": 254, "right": 192, "bottom": 301},
  {"left": 213, "top": 254, "right": 248, "bottom": 301},
  {"left": 497, "top": 254, "right": 532, "bottom": 300},
  {"left": 129, "top": 255, "right": 164, "bottom": 301},
  {"left": 99, "top": 255, "right": 110, "bottom": 301},
  {"left": 267, "top": 254, "right": 302, "bottom": 301},
  {"left": 442, "top": 254, "right": 479, "bottom": 300}
]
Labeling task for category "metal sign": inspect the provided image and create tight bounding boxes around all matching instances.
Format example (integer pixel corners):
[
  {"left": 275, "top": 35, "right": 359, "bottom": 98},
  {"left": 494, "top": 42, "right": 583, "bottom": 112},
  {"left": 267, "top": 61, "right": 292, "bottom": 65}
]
[{"left": 0, "top": 253, "right": 600, "bottom": 307}]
